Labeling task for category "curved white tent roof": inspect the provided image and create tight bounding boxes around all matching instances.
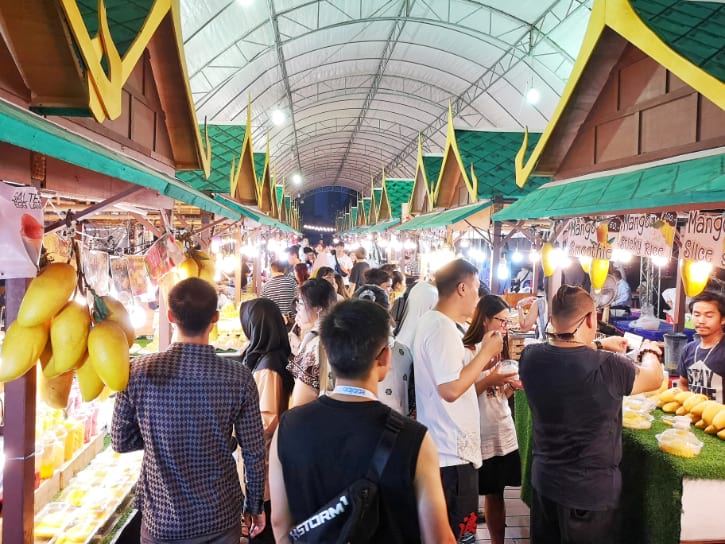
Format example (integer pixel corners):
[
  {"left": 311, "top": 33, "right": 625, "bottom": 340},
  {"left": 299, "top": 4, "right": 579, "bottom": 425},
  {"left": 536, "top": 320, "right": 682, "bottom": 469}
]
[{"left": 181, "top": 0, "right": 592, "bottom": 193}]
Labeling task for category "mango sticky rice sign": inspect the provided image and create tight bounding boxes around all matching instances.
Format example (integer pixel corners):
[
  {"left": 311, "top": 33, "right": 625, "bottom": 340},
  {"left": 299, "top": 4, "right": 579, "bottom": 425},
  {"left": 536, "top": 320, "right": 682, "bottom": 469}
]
[
  {"left": 0, "top": 182, "right": 44, "bottom": 278},
  {"left": 681, "top": 210, "right": 725, "bottom": 269}
]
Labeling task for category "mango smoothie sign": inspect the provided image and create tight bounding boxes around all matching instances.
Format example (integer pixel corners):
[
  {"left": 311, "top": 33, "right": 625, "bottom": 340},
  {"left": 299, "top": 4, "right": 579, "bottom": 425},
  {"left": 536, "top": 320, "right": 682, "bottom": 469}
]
[
  {"left": 563, "top": 218, "right": 612, "bottom": 259},
  {"left": 681, "top": 211, "right": 725, "bottom": 268}
]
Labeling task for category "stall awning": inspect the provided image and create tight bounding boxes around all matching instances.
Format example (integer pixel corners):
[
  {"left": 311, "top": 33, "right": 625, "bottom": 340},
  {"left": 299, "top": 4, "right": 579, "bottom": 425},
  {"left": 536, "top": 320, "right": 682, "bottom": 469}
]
[
  {"left": 0, "top": 97, "right": 240, "bottom": 220},
  {"left": 365, "top": 218, "right": 400, "bottom": 234},
  {"left": 494, "top": 153, "right": 725, "bottom": 221},
  {"left": 213, "top": 194, "right": 298, "bottom": 234},
  {"left": 397, "top": 200, "right": 492, "bottom": 231}
]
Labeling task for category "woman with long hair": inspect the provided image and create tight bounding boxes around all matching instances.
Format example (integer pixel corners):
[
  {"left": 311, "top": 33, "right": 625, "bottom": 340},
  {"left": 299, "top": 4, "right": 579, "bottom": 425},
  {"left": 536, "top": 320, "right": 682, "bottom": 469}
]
[
  {"left": 294, "top": 262, "right": 310, "bottom": 286},
  {"left": 286, "top": 279, "right": 338, "bottom": 407},
  {"left": 461, "top": 295, "right": 521, "bottom": 544},
  {"left": 239, "top": 298, "right": 295, "bottom": 543}
]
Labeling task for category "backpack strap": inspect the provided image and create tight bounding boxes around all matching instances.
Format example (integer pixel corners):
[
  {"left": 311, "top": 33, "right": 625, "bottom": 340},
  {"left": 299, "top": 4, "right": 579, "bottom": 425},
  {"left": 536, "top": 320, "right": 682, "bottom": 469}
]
[{"left": 365, "top": 410, "right": 406, "bottom": 481}]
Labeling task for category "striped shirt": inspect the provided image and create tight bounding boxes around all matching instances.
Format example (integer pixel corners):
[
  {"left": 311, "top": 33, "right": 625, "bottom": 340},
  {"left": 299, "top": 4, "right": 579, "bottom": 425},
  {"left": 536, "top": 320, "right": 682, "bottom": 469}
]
[
  {"left": 261, "top": 274, "right": 298, "bottom": 319},
  {"left": 111, "top": 343, "right": 265, "bottom": 541}
]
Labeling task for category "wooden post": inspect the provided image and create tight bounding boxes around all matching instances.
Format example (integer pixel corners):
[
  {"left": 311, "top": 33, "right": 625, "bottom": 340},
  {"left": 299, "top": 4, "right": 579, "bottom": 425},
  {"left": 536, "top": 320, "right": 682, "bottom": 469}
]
[
  {"left": 490, "top": 220, "right": 502, "bottom": 294},
  {"left": 2, "top": 278, "right": 36, "bottom": 544},
  {"left": 158, "top": 288, "right": 172, "bottom": 350},
  {"left": 673, "top": 258, "right": 686, "bottom": 333}
]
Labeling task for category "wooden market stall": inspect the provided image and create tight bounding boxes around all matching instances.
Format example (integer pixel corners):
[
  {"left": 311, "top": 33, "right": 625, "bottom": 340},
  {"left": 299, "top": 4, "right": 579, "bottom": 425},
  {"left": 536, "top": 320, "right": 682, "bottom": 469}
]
[
  {"left": 492, "top": 0, "right": 725, "bottom": 541},
  {"left": 407, "top": 135, "right": 442, "bottom": 216}
]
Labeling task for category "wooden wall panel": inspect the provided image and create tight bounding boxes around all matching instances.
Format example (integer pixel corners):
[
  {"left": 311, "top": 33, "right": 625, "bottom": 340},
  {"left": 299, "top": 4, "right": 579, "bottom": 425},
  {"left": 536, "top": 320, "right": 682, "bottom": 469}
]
[
  {"left": 595, "top": 114, "right": 638, "bottom": 163},
  {"left": 127, "top": 61, "right": 144, "bottom": 96},
  {"left": 555, "top": 43, "right": 725, "bottom": 181},
  {"left": 130, "top": 97, "right": 155, "bottom": 150},
  {"left": 641, "top": 94, "right": 698, "bottom": 154},
  {"left": 0, "top": 143, "right": 32, "bottom": 185}
]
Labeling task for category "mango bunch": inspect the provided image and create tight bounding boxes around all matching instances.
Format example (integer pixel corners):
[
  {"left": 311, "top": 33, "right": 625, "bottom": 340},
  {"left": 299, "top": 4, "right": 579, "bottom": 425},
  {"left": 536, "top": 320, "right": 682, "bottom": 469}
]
[
  {"left": 656, "top": 387, "right": 725, "bottom": 439},
  {"left": 174, "top": 248, "right": 215, "bottom": 285},
  {"left": 0, "top": 263, "right": 134, "bottom": 409}
]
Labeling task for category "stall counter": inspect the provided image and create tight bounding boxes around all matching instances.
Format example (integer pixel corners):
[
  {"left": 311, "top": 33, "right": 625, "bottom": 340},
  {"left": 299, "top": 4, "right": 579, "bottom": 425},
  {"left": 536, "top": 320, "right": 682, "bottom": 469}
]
[{"left": 514, "top": 392, "right": 725, "bottom": 544}]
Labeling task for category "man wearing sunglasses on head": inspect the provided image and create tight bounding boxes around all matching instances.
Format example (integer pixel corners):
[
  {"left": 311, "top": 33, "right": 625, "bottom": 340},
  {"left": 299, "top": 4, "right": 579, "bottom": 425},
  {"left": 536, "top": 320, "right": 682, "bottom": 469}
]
[{"left": 519, "top": 285, "right": 663, "bottom": 544}]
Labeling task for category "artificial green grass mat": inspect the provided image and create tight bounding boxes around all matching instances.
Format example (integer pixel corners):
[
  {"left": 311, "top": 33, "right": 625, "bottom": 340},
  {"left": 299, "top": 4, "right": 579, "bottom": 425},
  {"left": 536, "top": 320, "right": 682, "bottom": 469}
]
[{"left": 515, "top": 393, "right": 725, "bottom": 544}]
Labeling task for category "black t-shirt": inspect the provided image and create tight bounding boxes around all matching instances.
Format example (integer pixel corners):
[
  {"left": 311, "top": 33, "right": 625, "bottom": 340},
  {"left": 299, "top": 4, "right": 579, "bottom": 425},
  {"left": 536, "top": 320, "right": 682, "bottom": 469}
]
[
  {"left": 519, "top": 344, "right": 636, "bottom": 511},
  {"left": 349, "top": 261, "right": 370, "bottom": 288},
  {"left": 677, "top": 339, "right": 725, "bottom": 403},
  {"left": 277, "top": 396, "right": 426, "bottom": 543}
]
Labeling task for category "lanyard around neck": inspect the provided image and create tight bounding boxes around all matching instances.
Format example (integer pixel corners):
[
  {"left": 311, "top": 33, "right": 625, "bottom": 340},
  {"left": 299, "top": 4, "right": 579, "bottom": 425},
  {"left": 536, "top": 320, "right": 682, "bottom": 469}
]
[{"left": 332, "top": 385, "right": 378, "bottom": 401}]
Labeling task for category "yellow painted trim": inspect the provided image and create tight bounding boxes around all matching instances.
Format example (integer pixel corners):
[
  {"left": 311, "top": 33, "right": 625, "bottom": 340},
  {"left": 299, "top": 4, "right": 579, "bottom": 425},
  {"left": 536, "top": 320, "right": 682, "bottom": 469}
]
[
  {"left": 433, "top": 104, "right": 476, "bottom": 205},
  {"left": 515, "top": 0, "right": 725, "bottom": 188}
]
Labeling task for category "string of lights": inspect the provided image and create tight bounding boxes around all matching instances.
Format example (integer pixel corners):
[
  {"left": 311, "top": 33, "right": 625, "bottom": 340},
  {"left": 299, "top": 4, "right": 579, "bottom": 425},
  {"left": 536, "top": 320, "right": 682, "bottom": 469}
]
[{"left": 303, "top": 224, "right": 335, "bottom": 232}]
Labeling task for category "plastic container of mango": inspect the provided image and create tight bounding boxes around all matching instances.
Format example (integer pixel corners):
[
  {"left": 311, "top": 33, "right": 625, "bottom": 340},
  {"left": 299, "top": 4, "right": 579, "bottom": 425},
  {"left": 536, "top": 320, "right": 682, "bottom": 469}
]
[
  {"left": 623, "top": 409, "right": 654, "bottom": 430},
  {"left": 655, "top": 428, "right": 704, "bottom": 458}
]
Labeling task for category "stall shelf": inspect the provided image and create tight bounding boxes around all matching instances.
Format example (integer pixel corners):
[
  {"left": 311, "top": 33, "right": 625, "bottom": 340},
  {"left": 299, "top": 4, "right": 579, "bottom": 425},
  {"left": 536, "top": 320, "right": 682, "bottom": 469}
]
[{"left": 514, "top": 392, "right": 725, "bottom": 544}]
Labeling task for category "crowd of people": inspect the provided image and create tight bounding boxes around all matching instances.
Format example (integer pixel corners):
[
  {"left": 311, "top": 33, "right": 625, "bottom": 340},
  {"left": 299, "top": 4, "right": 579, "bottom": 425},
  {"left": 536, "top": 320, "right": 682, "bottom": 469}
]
[{"left": 112, "top": 249, "right": 697, "bottom": 544}]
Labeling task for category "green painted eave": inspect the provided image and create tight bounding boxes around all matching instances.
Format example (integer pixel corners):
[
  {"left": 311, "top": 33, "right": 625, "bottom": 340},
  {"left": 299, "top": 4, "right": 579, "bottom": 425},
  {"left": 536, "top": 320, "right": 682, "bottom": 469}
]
[
  {"left": 0, "top": 97, "right": 239, "bottom": 219},
  {"left": 77, "top": 0, "right": 153, "bottom": 58},
  {"left": 422, "top": 156, "right": 443, "bottom": 192},
  {"left": 177, "top": 125, "right": 248, "bottom": 192},
  {"left": 385, "top": 179, "right": 414, "bottom": 218},
  {"left": 493, "top": 153, "right": 725, "bottom": 221},
  {"left": 365, "top": 217, "right": 400, "bottom": 233},
  {"left": 631, "top": 0, "right": 725, "bottom": 83},
  {"left": 454, "top": 130, "right": 546, "bottom": 200},
  {"left": 398, "top": 200, "right": 492, "bottom": 231},
  {"left": 214, "top": 194, "right": 298, "bottom": 233}
]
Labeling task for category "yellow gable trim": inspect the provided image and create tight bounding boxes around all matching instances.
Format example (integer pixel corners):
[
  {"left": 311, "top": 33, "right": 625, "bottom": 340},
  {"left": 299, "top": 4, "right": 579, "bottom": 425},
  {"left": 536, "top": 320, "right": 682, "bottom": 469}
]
[
  {"left": 515, "top": 0, "right": 725, "bottom": 188},
  {"left": 432, "top": 104, "right": 476, "bottom": 205},
  {"left": 409, "top": 134, "right": 435, "bottom": 211}
]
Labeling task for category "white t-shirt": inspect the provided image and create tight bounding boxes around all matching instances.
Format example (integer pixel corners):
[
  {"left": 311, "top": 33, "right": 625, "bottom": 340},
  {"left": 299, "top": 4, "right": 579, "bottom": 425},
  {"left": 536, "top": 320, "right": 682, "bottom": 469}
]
[
  {"left": 466, "top": 346, "right": 518, "bottom": 460},
  {"left": 378, "top": 340, "right": 412, "bottom": 416},
  {"left": 412, "top": 310, "right": 482, "bottom": 468}
]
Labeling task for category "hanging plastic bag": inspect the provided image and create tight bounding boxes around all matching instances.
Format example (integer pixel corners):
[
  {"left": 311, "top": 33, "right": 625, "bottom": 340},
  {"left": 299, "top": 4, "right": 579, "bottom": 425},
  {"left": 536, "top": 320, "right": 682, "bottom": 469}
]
[{"left": 0, "top": 182, "right": 44, "bottom": 279}]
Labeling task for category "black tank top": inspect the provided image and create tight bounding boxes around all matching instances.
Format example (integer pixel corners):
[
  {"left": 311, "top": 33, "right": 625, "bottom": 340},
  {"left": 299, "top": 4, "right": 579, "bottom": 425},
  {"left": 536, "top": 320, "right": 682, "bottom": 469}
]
[{"left": 277, "top": 396, "right": 427, "bottom": 543}]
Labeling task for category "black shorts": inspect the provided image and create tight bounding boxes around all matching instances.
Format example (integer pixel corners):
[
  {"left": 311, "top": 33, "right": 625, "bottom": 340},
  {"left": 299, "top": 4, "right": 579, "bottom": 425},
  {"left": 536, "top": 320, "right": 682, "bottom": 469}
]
[{"left": 478, "top": 449, "right": 522, "bottom": 495}]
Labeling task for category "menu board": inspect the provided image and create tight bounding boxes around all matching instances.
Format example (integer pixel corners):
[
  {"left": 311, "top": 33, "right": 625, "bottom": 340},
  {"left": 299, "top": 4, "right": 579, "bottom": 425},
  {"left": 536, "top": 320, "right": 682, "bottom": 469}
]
[
  {"left": 681, "top": 210, "right": 725, "bottom": 269},
  {"left": 0, "top": 182, "right": 44, "bottom": 278}
]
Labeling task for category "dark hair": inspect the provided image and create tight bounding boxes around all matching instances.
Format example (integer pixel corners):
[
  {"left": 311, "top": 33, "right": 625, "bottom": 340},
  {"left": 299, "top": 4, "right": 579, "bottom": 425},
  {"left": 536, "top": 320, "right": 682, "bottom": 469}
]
[
  {"left": 391, "top": 270, "right": 405, "bottom": 290},
  {"left": 303, "top": 247, "right": 316, "bottom": 255},
  {"left": 294, "top": 262, "right": 310, "bottom": 285},
  {"left": 286, "top": 244, "right": 300, "bottom": 256},
  {"left": 353, "top": 247, "right": 367, "bottom": 260},
  {"left": 320, "top": 300, "right": 390, "bottom": 379},
  {"left": 551, "top": 284, "right": 593, "bottom": 332},
  {"left": 270, "top": 260, "right": 286, "bottom": 273},
  {"left": 380, "top": 263, "right": 397, "bottom": 275},
  {"left": 168, "top": 278, "right": 217, "bottom": 336},
  {"left": 434, "top": 258, "right": 478, "bottom": 298},
  {"left": 364, "top": 267, "right": 391, "bottom": 286},
  {"left": 300, "top": 278, "right": 337, "bottom": 312},
  {"left": 315, "top": 266, "right": 335, "bottom": 280},
  {"left": 353, "top": 284, "right": 390, "bottom": 309},
  {"left": 612, "top": 269, "right": 622, "bottom": 280},
  {"left": 689, "top": 291, "right": 725, "bottom": 315},
  {"left": 334, "top": 274, "right": 349, "bottom": 299},
  {"left": 462, "top": 295, "right": 509, "bottom": 346}
]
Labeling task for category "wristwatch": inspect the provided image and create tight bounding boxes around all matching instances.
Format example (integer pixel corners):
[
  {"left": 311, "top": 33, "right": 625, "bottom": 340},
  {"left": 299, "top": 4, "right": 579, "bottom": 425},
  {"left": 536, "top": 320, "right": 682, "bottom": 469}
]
[{"left": 594, "top": 340, "right": 603, "bottom": 350}]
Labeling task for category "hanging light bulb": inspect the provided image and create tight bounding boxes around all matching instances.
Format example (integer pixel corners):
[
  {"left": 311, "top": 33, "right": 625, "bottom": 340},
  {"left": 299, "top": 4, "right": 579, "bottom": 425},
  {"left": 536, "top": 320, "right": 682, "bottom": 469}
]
[
  {"left": 526, "top": 87, "right": 540, "bottom": 104},
  {"left": 681, "top": 259, "right": 712, "bottom": 297},
  {"left": 403, "top": 239, "right": 416, "bottom": 250},
  {"left": 511, "top": 249, "right": 523, "bottom": 263},
  {"left": 211, "top": 237, "right": 221, "bottom": 254},
  {"left": 497, "top": 259, "right": 510, "bottom": 280},
  {"left": 529, "top": 249, "right": 540, "bottom": 263},
  {"left": 129, "top": 305, "right": 147, "bottom": 329},
  {"left": 460, "top": 238, "right": 470, "bottom": 248},
  {"left": 651, "top": 255, "right": 669, "bottom": 267}
]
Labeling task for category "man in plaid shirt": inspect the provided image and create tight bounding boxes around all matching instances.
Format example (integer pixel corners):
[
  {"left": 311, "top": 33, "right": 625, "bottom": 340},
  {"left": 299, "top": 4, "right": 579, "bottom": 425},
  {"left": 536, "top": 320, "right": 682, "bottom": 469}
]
[{"left": 112, "top": 277, "right": 266, "bottom": 543}]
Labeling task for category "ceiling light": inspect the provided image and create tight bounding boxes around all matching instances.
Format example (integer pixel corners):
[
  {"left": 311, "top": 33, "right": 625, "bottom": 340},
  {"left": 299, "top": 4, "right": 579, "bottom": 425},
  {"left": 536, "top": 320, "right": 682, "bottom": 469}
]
[
  {"left": 270, "top": 109, "right": 286, "bottom": 126},
  {"left": 526, "top": 88, "right": 540, "bottom": 105},
  {"left": 292, "top": 174, "right": 302, "bottom": 185}
]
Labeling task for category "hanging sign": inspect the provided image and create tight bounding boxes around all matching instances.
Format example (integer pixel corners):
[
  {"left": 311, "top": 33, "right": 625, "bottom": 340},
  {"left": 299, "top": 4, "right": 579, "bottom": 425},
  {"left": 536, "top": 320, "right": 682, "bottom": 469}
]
[
  {"left": 609, "top": 212, "right": 676, "bottom": 259},
  {"left": 0, "top": 182, "right": 44, "bottom": 278},
  {"left": 681, "top": 210, "right": 725, "bottom": 269},
  {"left": 126, "top": 255, "right": 150, "bottom": 297},
  {"left": 562, "top": 218, "right": 611, "bottom": 259},
  {"left": 144, "top": 234, "right": 184, "bottom": 285}
]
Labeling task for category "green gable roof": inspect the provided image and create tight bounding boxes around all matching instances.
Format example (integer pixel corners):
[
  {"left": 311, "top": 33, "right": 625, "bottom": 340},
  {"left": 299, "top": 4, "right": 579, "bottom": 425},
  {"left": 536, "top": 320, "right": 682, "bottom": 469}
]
[
  {"left": 372, "top": 187, "right": 383, "bottom": 215},
  {"left": 385, "top": 179, "right": 414, "bottom": 218},
  {"left": 351, "top": 206, "right": 358, "bottom": 225},
  {"left": 631, "top": 0, "right": 725, "bottom": 83},
  {"left": 362, "top": 197, "right": 372, "bottom": 220},
  {"left": 177, "top": 125, "right": 248, "bottom": 192},
  {"left": 493, "top": 153, "right": 725, "bottom": 221},
  {"left": 253, "top": 152, "right": 266, "bottom": 183},
  {"left": 422, "top": 156, "right": 443, "bottom": 192},
  {"left": 77, "top": 0, "right": 153, "bottom": 58},
  {"left": 275, "top": 185, "right": 284, "bottom": 209},
  {"left": 283, "top": 195, "right": 291, "bottom": 214},
  {"left": 453, "top": 130, "right": 546, "bottom": 200}
]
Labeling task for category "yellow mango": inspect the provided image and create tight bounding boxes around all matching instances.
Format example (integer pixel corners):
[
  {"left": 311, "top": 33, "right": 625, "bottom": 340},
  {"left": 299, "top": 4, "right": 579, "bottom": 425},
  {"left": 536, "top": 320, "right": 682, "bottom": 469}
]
[
  {"left": 662, "top": 401, "right": 680, "bottom": 413},
  {"left": 0, "top": 321, "right": 48, "bottom": 382},
  {"left": 718, "top": 429, "right": 725, "bottom": 440},
  {"left": 691, "top": 399, "right": 718, "bottom": 417},
  {"left": 659, "top": 387, "right": 681, "bottom": 403},
  {"left": 702, "top": 403, "right": 725, "bottom": 425},
  {"left": 695, "top": 419, "right": 707, "bottom": 430},
  {"left": 176, "top": 257, "right": 199, "bottom": 280},
  {"left": 75, "top": 355, "right": 104, "bottom": 402},
  {"left": 681, "top": 259, "right": 711, "bottom": 298},
  {"left": 17, "top": 263, "right": 77, "bottom": 327},
  {"left": 88, "top": 321, "right": 130, "bottom": 391},
  {"left": 713, "top": 409, "right": 725, "bottom": 431},
  {"left": 674, "top": 391, "right": 694, "bottom": 404},
  {"left": 682, "top": 394, "right": 709, "bottom": 412},
  {"left": 589, "top": 259, "right": 610, "bottom": 291},
  {"left": 541, "top": 243, "right": 557, "bottom": 277},
  {"left": 101, "top": 296, "right": 135, "bottom": 347},
  {"left": 675, "top": 406, "right": 688, "bottom": 416},
  {"left": 51, "top": 301, "right": 91, "bottom": 373},
  {"left": 704, "top": 424, "right": 717, "bottom": 435},
  {"left": 39, "top": 368, "right": 74, "bottom": 409}
]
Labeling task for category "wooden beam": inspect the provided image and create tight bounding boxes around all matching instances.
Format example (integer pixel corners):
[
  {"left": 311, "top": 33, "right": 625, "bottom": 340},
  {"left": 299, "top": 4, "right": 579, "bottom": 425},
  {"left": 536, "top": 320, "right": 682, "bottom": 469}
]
[
  {"left": 44, "top": 185, "right": 145, "bottom": 233},
  {"left": 196, "top": 217, "right": 232, "bottom": 235},
  {"left": 130, "top": 212, "right": 163, "bottom": 238}
]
